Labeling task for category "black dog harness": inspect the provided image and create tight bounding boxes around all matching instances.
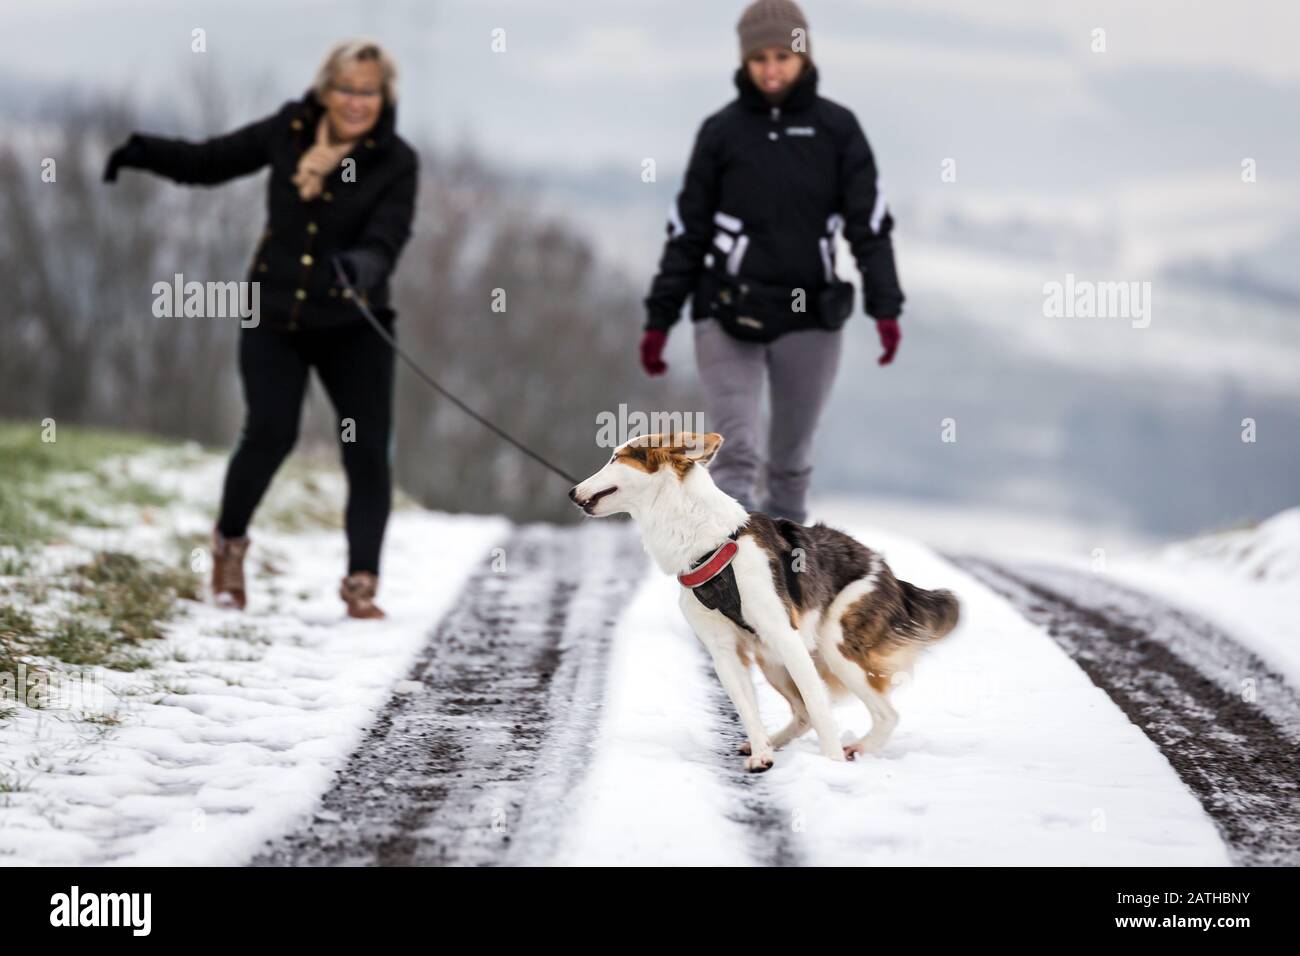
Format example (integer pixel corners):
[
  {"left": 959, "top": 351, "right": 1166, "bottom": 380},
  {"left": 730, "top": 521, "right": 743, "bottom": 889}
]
[{"left": 676, "top": 529, "right": 753, "bottom": 633}]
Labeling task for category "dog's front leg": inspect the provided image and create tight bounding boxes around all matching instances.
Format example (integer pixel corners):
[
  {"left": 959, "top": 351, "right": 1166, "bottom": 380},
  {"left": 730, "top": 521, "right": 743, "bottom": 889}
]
[
  {"left": 759, "top": 627, "right": 845, "bottom": 762},
  {"left": 682, "top": 597, "right": 773, "bottom": 771}
]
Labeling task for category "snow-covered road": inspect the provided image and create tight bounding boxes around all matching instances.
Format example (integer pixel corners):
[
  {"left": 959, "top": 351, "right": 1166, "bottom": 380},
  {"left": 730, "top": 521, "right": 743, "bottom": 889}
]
[
  {"left": 253, "top": 522, "right": 644, "bottom": 866},
  {"left": 953, "top": 556, "right": 1300, "bottom": 867},
  {"left": 559, "top": 523, "right": 1235, "bottom": 865},
  {"left": 4, "top": 447, "right": 1292, "bottom": 866}
]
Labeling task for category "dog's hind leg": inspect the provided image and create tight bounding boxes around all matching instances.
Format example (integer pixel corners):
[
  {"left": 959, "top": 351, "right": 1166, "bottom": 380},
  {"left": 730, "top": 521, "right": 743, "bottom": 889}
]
[
  {"left": 755, "top": 654, "right": 810, "bottom": 751},
  {"left": 829, "top": 658, "right": 898, "bottom": 759},
  {"left": 817, "top": 578, "right": 902, "bottom": 758},
  {"left": 681, "top": 593, "right": 774, "bottom": 772}
]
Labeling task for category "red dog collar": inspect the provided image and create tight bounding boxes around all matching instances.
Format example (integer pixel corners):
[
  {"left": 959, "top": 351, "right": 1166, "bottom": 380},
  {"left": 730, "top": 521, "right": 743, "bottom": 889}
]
[{"left": 677, "top": 539, "right": 739, "bottom": 588}]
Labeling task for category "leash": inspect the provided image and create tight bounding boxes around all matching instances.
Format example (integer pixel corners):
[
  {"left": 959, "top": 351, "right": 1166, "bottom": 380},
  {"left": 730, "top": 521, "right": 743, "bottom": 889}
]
[{"left": 331, "top": 256, "right": 581, "bottom": 487}]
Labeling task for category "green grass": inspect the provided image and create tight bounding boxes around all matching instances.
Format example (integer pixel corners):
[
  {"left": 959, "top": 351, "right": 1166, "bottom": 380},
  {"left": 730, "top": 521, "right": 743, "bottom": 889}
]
[
  {"left": 0, "top": 422, "right": 204, "bottom": 676},
  {"left": 35, "top": 616, "right": 117, "bottom": 668},
  {"left": 1, "top": 606, "right": 41, "bottom": 704},
  {"left": 27, "top": 548, "right": 201, "bottom": 670},
  {"left": 170, "top": 530, "right": 210, "bottom": 560},
  {"left": 70, "top": 551, "right": 200, "bottom": 647},
  {"left": 0, "top": 552, "right": 32, "bottom": 576},
  {"left": 208, "top": 621, "right": 270, "bottom": 645},
  {"left": 0, "top": 421, "right": 160, "bottom": 484},
  {"left": 35, "top": 615, "right": 155, "bottom": 672},
  {"left": 0, "top": 421, "right": 178, "bottom": 548},
  {"left": 260, "top": 466, "right": 345, "bottom": 533},
  {"left": 81, "top": 711, "right": 121, "bottom": 728},
  {"left": 108, "top": 480, "right": 174, "bottom": 509}
]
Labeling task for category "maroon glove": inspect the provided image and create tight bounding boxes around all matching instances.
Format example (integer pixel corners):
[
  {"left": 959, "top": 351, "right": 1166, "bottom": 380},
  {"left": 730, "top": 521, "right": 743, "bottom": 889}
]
[
  {"left": 875, "top": 317, "right": 900, "bottom": 365},
  {"left": 640, "top": 329, "right": 668, "bottom": 376}
]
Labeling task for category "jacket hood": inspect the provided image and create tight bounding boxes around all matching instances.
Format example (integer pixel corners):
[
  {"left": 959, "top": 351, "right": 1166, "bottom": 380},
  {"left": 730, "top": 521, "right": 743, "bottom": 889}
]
[{"left": 733, "top": 62, "right": 819, "bottom": 113}]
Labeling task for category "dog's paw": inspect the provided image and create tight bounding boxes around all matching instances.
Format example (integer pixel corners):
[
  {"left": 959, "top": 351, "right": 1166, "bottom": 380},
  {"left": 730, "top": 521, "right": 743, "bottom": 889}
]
[
  {"left": 821, "top": 746, "right": 847, "bottom": 763},
  {"left": 844, "top": 735, "right": 888, "bottom": 760},
  {"left": 744, "top": 753, "right": 774, "bottom": 773},
  {"left": 738, "top": 741, "right": 752, "bottom": 756}
]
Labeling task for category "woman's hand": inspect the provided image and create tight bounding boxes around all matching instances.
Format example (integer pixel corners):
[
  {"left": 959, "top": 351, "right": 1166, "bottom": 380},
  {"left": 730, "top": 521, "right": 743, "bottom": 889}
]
[
  {"left": 102, "top": 135, "right": 146, "bottom": 183},
  {"left": 875, "top": 317, "right": 900, "bottom": 365},
  {"left": 640, "top": 329, "right": 668, "bottom": 376},
  {"left": 334, "top": 250, "right": 385, "bottom": 293}
]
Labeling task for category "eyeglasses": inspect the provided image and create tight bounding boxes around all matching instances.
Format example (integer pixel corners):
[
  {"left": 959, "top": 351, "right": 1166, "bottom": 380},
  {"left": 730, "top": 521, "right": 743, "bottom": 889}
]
[{"left": 331, "top": 84, "right": 382, "bottom": 100}]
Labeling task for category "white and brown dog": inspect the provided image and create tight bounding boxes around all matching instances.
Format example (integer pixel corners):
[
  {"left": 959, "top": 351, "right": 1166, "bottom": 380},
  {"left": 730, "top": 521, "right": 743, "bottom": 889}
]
[{"left": 570, "top": 432, "right": 960, "bottom": 772}]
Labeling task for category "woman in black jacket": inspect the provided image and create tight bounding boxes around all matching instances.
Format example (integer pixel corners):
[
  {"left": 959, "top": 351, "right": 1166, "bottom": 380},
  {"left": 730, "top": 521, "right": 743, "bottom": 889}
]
[
  {"left": 641, "top": 0, "right": 903, "bottom": 525},
  {"left": 104, "top": 39, "right": 419, "bottom": 619}
]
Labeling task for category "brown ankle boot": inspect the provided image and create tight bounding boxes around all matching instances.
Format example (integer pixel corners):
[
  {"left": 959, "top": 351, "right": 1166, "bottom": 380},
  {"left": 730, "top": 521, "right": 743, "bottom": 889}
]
[
  {"left": 212, "top": 529, "right": 250, "bottom": 610},
  {"left": 340, "top": 571, "right": 386, "bottom": 619}
]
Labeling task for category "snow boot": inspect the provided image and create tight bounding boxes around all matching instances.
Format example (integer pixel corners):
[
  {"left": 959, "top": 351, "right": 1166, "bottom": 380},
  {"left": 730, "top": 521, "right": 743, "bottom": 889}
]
[
  {"left": 211, "top": 529, "right": 250, "bottom": 610},
  {"left": 340, "top": 571, "right": 386, "bottom": 620}
]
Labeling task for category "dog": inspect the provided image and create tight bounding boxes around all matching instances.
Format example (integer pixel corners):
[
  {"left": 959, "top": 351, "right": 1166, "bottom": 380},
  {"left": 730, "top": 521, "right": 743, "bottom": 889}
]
[{"left": 570, "top": 431, "right": 960, "bottom": 772}]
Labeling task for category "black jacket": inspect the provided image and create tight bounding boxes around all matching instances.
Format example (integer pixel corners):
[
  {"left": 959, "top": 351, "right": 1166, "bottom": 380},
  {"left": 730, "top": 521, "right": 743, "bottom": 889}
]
[
  {"left": 123, "top": 91, "right": 418, "bottom": 330},
  {"left": 645, "top": 66, "right": 903, "bottom": 332}
]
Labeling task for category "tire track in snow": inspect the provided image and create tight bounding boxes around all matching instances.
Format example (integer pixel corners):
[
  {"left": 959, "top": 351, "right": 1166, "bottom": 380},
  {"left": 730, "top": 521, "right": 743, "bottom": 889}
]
[
  {"left": 702, "top": 666, "right": 804, "bottom": 867},
  {"left": 951, "top": 555, "right": 1300, "bottom": 866},
  {"left": 251, "top": 522, "right": 646, "bottom": 866}
]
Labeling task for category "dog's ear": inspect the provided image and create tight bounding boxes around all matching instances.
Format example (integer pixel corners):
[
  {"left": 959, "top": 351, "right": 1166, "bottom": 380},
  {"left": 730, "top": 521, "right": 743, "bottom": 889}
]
[{"left": 681, "top": 432, "right": 724, "bottom": 466}]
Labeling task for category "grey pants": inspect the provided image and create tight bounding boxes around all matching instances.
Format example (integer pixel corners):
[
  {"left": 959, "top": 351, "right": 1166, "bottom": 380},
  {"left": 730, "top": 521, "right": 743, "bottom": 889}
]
[{"left": 692, "top": 318, "right": 842, "bottom": 524}]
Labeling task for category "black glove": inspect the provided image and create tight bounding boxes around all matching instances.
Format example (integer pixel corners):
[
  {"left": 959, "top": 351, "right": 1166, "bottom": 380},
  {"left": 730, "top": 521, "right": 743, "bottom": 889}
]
[
  {"left": 103, "top": 134, "right": 147, "bottom": 183},
  {"left": 333, "top": 250, "right": 386, "bottom": 294}
]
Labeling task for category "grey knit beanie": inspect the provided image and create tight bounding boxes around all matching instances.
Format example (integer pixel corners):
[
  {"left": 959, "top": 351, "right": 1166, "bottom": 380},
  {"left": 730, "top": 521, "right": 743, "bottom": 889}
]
[{"left": 736, "top": 0, "right": 811, "bottom": 62}]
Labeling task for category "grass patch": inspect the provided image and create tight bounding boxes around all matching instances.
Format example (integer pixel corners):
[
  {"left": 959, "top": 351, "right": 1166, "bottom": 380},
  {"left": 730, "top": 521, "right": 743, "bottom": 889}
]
[
  {"left": 0, "top": 421, "right": 160, "bottom": 485},
  {"left": 72, "top": 551, "right": 200, "bottom": 645},
  {"left": 81, "top": 711, "right": 121, "bottom": 727},
  {"left": 259, "top": 456, "right": 345, "bottom": 532},
  {"left": 0, "top": 605, "right": 39, "bottom": 680},
  {"left": 0, "top": 551, "right": 32, "bottom": 576},
  {"left": 208, "top": 621, "right": 270, "bottom": 645},
  {"left": 108, "top": 480, "right": 174, "bottom": 509},
  {"left": 11, "top": 552, "right": 199, "bottom": 672},
  {"left": 35, "top": 616, "right": 117, "bottom": 668},
  {"left": 171, "top": 530, "right": 210, "bottom": 558},
  {"left": 25, "top": 491, "right": 111, "bottom": 529},
  {"left": 0, "top": 421, "right": 178, "bottom": 548}
]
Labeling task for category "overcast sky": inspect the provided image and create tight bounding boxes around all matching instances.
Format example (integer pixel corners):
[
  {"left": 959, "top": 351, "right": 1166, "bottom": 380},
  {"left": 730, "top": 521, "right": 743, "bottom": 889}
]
[{"left": 5, "top": 0, "right": 1299, "bottom": 196}]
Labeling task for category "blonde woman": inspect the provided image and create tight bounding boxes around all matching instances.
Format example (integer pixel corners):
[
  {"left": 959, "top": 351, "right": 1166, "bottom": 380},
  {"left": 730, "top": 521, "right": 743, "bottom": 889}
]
[{"left": 104, "top": 40, "right": 419, "bottom": 618}]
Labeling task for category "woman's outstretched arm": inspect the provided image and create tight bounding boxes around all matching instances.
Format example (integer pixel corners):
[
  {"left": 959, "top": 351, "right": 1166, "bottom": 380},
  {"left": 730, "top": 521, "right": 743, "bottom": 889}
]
[{"left": 104, "top": 106, "right": 284, "bottom": 186}]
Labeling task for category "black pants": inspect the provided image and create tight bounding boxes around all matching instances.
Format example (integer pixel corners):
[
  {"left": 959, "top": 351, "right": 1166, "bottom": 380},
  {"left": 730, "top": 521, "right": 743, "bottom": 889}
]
[{"left": 217, "top": 321, "right": 395, "bottom": 575}]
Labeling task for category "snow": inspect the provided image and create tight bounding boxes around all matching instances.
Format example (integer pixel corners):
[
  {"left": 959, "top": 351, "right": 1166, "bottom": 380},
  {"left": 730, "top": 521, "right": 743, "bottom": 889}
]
[
  {"left": 1102, "top": 508, "right": 1300, "bottom": 689},
  {"left": 812, "top": 493, "right": 1159, "bottom": 563},
  {"left": 815, "top": 496, "right": 1300, "bottom": 691},
  {"left": 2, "top": 443, "right": 1256, "bottom": 865},
  {"left": 555, "top": 570, "right": 754, "bottom": 866},
  {"left": 0, "top": 447, "right": 507, "bottom": 866},
  {"left": 561, "top": 516, "right": 1230, "bottom": 865}
]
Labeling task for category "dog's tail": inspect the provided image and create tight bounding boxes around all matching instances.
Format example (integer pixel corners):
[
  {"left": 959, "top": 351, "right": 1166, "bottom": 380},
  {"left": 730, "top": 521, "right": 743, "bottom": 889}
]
[{"left": 896, "top": 580, "right": 961, "bottom": 643}]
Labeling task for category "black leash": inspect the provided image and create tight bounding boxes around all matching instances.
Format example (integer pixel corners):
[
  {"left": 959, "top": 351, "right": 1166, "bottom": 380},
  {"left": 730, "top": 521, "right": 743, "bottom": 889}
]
[{"left": 331, "top": 257, "right": 581, "bottom": 486}]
